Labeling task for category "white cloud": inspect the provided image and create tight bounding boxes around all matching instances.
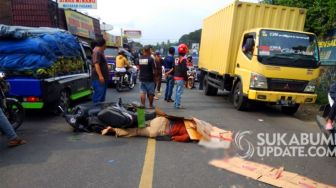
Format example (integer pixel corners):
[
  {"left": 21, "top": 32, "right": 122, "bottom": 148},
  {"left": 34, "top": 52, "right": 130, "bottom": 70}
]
[{"left": 85, "top": 0, "right": 259, "bottom": 44}]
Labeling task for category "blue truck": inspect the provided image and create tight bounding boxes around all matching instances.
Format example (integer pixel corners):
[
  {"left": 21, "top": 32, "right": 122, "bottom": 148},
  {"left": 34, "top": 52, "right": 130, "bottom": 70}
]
[{"left": 0, "top": 25, "right": 92, "bottom": 113}]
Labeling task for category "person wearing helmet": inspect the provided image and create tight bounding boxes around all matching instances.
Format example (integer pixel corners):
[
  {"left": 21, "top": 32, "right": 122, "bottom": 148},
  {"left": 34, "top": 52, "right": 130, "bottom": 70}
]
[{"left": 173, "top": 44, "right": 189, "bottom": 109}]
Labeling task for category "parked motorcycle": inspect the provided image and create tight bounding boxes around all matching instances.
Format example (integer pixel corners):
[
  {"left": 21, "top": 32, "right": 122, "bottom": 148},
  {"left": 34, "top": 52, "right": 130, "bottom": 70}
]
[
  {"left": 115, "top": 66, "right": 137, "bottom": 92},
  {"left": 0, "top": 72, "right": 25, "bottom": 130},
  {"left": 186, "top": 67, "right": 196, "bottom": 89}
]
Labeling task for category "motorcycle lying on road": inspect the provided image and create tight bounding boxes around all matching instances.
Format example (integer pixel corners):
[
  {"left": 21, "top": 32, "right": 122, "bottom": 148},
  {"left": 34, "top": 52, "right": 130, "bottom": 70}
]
[
  {"left": 61, "top": 98, "right": 156, "bottom": 133},
  {"left": 115, "top": 66, "right": 137, "bottom": 92},
  {"left": 0, "top": 72, "right": 25, "bottom": 130}
]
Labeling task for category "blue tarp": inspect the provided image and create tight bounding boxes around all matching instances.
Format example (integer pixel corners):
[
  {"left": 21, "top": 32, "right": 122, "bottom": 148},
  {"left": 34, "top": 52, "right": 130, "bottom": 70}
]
[{"left": 0, "top": 25, "right": 81, "bottom": 71}]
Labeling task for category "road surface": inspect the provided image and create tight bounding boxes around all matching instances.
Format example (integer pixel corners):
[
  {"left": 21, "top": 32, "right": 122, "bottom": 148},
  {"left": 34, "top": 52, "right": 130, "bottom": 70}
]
[{"left": 1, "top": 83, "right": 335, "bottom": 188}]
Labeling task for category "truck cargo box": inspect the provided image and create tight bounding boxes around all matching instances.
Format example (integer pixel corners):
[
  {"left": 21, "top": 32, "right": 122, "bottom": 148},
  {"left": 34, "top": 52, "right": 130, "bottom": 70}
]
[{"left": 199, "top": 1, "right": 307, "bottom": 75}]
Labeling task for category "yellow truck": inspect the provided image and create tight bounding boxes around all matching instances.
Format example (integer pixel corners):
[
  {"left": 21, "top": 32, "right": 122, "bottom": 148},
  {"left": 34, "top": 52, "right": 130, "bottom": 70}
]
[{"left": 199, "top": 1, "right": 320, "bottom": 115}]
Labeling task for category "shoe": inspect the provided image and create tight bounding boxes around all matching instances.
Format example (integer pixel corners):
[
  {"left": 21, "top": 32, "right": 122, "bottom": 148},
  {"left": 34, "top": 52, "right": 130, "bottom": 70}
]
[
  {"left": 8, "top": 138, "right": 26, "bottom": 147},
  {"left": 175, "top": 106, "right": 185, "bottom": 109},
  {"left": 325, "top": 122, "right": 334, "bottom": 130},
  {"left": 154, "top": 96, "right": 159, "bottom": 100},
  {"left": 167, "top": 99, "right": 174, "bottom": 103}
]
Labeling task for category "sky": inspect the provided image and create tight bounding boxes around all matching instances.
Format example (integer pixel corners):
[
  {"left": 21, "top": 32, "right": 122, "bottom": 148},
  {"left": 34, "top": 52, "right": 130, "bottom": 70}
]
[{"left": 83, "top": 0, "right": 259, "bottom": 45}]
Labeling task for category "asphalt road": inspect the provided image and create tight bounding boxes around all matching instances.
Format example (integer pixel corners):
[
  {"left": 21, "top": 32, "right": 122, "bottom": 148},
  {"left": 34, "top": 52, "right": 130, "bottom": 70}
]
[{"left": 1, "top": 83, "right": 335, "bottom": 188}]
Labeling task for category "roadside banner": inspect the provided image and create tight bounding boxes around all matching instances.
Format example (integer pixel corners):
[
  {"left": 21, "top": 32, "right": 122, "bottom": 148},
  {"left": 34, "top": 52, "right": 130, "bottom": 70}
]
[
  {"left": 58, "top": 0, "right": 97, "bottom": 9},
  {"left": 103, "top": 32, "right": 122, "bottom": 47},
  {"left": 123, "top": 30, "right": 142, "bottom": 39},
  {"left": 319, "top": 29, "right": 336, "bottom": 66},
  {"left": 64, "top": 10, "right": 95, "bottom": 39}
]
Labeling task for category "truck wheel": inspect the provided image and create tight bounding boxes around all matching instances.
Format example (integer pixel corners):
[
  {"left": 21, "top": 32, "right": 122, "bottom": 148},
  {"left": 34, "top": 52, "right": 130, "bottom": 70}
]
[
  {"left": 233, "top": 81, "right": 248, "bottom": 110},
  {"left": 281, "top": 104, "right": 300, "bottom": 115},
  {"left": 204, "top": 77, "right": 218, "bottom": 96},
  {"left": 58, "top": 90, "right": 70, "bottom": 114}
]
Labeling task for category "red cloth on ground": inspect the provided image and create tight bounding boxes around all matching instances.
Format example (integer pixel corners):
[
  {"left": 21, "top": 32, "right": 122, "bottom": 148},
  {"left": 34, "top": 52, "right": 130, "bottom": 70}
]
[{"left": 170, "top": 120, "right": 190, "bottom": 142}]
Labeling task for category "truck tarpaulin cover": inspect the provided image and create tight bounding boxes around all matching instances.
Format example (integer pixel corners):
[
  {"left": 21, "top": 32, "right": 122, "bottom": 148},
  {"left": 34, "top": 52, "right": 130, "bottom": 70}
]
[{"left": 0, "top": 24, "right": 81, "bottom": 71}]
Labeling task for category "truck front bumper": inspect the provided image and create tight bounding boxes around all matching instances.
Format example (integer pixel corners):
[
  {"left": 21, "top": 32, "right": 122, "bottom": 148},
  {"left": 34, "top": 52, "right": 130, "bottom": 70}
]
[{"left": 248, "top": 90, "right": 316, "bottom": 104}]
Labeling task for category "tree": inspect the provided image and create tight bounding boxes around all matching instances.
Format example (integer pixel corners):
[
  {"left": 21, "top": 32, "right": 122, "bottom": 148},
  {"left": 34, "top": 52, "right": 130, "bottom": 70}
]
[
  {"left": 178, "top": 29, "right": 202, "bottom": 46},
  {"left": 261, "top": 0, "right": 336, "bottom": 38}
]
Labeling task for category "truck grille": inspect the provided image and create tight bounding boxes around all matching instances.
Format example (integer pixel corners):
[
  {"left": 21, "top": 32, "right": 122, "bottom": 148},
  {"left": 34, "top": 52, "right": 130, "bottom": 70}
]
[{"left": 267, "top": 79, "right": 308, "bottom": 92}]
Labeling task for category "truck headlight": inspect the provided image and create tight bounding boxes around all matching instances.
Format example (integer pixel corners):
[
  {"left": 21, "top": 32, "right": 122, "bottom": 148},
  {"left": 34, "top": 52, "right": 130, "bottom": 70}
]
[
  {"left": 250, "top": 72, "right": 268, "bottom": 89},
  {"left": 304, "top": 79, "right": 317, "bottom": 93}
]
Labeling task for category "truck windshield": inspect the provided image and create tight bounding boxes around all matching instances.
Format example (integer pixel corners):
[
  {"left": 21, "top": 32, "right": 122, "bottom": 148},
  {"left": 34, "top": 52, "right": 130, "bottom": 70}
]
[{"left": 258, "top": 30, "right": 319, "bottom": 68}]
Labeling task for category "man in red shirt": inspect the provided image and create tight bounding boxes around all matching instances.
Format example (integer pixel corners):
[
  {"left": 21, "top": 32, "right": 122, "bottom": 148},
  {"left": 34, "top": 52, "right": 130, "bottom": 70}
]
[{"left": 174, "top": 44, "right": 189, "bottom": 109}]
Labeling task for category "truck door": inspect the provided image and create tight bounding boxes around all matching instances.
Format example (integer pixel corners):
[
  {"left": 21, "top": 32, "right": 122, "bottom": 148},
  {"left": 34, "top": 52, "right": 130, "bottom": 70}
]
[{"left": 235, "top": 32, "right": 256, "bottom": 94}]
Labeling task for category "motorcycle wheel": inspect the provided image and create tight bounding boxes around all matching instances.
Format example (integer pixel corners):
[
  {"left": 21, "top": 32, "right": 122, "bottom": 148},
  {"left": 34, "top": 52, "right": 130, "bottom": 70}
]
[
  {"left": 116, "top": 80, "right": 123, "bottom": 92},
  {"left": 187, "top": 78, "right": 194, "bottom": 89},
  {"left": 5, "top": 99, "right": 25, "bottom": 130},
  {"left": 129, "top": 77, "right": 135, "bottom": 89}
]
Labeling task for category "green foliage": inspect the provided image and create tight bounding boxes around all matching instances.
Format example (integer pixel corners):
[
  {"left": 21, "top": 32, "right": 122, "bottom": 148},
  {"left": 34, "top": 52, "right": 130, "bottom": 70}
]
[
  {"left": 316, "top": 67, "right": 336, "bottom": 104},
  {"left": 261, "top": 0, "right": 336, "bottom": 38},
  {"left": 178, "top": 29, "right": 202, "bottom": 46}
]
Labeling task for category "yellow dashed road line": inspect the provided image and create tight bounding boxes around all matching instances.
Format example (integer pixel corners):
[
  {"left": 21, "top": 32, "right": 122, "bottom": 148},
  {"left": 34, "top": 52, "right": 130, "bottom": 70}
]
[{"left": 139, "top": 139, "right": 156, "bottom": 188}]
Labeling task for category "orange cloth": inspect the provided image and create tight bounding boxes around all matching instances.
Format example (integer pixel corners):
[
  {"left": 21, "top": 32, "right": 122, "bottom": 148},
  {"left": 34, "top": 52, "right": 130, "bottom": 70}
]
[{"left": 170, "top": 120, "right": 190, "bottom": 142}]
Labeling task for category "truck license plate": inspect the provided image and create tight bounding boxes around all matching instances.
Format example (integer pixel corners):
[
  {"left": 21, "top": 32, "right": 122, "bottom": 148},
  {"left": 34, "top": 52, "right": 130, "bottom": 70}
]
[{"left": 277, "top": 100, "right": 294, "bottom": 106}]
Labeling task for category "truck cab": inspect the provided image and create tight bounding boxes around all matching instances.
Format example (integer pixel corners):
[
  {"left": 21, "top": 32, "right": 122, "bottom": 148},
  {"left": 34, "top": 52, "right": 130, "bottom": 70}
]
[
  {"left": 198, "top": 1, "right": 321, "bottom": 115},
  {"left": 233, "top": 28, "right": 320, "bottom": 114}
]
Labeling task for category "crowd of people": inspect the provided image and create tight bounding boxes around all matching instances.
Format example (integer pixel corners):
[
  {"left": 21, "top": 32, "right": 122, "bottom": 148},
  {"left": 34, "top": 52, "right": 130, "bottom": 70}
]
[
  {"left": 90, "top": 38, "right": 191, "bottom": 110},
  {"left": 2, "top": 37, "right": 336, "bottom": 148}
]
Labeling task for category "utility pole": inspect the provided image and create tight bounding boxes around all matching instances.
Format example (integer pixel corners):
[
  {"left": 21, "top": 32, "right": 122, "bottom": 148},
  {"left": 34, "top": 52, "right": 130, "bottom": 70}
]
[
  {"left": 55, "top": 0, "right": 59, "bottom": 28},
  {"left": 121, "top": 28, "right": 123, "bottom": 48}
]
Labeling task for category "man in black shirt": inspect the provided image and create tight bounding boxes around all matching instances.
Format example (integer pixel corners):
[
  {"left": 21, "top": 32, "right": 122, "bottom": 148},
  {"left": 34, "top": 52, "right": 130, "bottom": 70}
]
[
  {"left": 91, "top": 38, "right": 108, "bottom": 104},
  {"left": 139, "top": 46, "right": 156, "bottom": 108}
]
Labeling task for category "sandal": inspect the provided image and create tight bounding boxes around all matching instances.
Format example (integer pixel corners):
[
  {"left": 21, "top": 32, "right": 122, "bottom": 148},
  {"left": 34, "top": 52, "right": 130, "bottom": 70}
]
[{"left": 8, "top": 138, "right": 26, "bottom": 147}]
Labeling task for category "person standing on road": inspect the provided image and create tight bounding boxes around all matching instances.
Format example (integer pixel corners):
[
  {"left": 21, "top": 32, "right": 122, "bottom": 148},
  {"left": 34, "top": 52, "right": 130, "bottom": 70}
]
[
  {"left": 153, "top": 51, "right": 163, "bottom": 100},
  {"left": 91, "top": 38, "right": 109, "bottom": 104},
  {"left": 0, "top": 108, "right": 26, "bottom": 147},
  {"left": 174, "top": 44, "right": 189, "bottom": 109},
  {"left": 163, "top": 47, "right": 175, "bottom": 102},
  {"left": 325, "top": 81, "right": 336, "bottom": 130},
  {"left": 139, "top": 46, "right": 156, "bottom": 109}
]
